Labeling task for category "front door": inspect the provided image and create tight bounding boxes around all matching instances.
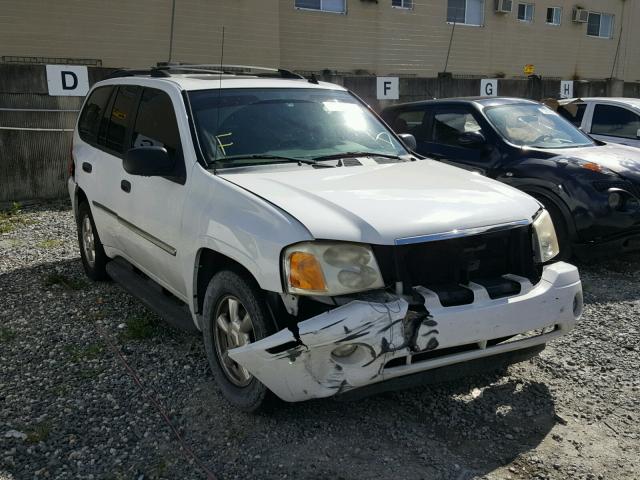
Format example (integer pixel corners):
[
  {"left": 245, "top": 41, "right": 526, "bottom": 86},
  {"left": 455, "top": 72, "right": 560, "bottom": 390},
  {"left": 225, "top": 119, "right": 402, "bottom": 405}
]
[
  {"left": 113, "top": 86, "right": 191, "bottom": 300},
  {"left": 588, "top": 103, "right": 640, "bottom": 148},
  {"left": 422, "top": 108, "right": 489, "bottom": 175}
]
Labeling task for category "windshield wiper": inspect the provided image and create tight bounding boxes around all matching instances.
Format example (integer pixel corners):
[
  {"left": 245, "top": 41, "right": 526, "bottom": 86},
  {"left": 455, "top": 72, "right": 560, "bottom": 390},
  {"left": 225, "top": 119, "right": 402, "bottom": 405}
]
[
  {"left": 214, "top": 154, "right": 334, "bottom": 167},
  {"left": 312, "top": 151, "right": 404, "bottom": 161}
]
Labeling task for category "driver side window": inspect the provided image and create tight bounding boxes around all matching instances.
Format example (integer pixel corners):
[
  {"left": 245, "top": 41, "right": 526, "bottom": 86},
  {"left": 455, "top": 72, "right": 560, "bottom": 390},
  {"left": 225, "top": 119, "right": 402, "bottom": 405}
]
[{"left": 432, "top": 112, "right": 482, "bottom": 148}]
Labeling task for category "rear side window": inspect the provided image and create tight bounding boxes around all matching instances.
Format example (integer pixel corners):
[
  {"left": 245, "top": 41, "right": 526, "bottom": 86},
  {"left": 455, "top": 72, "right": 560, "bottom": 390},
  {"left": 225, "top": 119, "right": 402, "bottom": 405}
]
[
  {"left": 104, "top": 85, "right": 141, "bottom": 154},
  {"left": 591, "top": 104, "right": 640, "bottom": 139},
  {"left": 557, "top": 103, "right": 586, "bottom": 127},
  {"left": 131, "top": 89, "right": 180, "bottom": 161},
  {"left": 393, "top": 110, "right": 429, "bottom": 142},
  {"left": 78, "top": 86, "right": 113, "bottom": 144}
]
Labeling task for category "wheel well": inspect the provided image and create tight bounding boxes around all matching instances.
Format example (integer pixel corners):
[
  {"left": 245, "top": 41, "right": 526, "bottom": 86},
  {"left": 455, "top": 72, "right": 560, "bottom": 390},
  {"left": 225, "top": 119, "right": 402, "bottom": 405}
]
[
  {"left": 195, "top": 249, "right": 260, "bottom": 316},
  {"left": 522, "top": 187, "right": 576, "bottom": 239},
  {"left": 75, "top": 188, "right": 88, "bottom": 221}
]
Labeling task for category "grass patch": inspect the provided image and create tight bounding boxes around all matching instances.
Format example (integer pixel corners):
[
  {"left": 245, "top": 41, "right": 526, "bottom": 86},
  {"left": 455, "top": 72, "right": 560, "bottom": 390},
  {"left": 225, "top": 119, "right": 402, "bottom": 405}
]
[
  {"left": 37, "top": 238, "right": 64, "bottom": 249},
  {"left": 0, "top": 327, "right": 17, "bottom": 343},
  {"left": 0, "top": 202, "right": 30, "bottom": 234},
  {"left": 63, "top": 343, "right": 104, "bottom": 362},
  {"left": 43, "top": 273, "right": 86, "bottom": 291},
  {"left": 120, "top": 312, "right": 164, "bottom": 341},
  {"left": 25, "top": 423, "right": 51, "bottom": 444}
]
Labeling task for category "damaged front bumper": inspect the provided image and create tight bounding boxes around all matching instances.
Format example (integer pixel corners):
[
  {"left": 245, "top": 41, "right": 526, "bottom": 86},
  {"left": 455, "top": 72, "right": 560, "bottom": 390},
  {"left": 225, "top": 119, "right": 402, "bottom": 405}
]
[{"left": 228, "top": 262, "right": 582, "bottom": 402}]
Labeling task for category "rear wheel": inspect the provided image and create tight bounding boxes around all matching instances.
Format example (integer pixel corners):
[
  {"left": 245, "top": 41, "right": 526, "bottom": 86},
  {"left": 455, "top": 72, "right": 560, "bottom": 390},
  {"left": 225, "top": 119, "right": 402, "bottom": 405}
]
[
  {"left": 202, "top": 270, "right": 276, "bottom": 411},
  {"left": 77, "top": 201, "right": 109, "bottom": 280},
  {"left": 533, "top": 195, "right": 572, "bottom": 261}
]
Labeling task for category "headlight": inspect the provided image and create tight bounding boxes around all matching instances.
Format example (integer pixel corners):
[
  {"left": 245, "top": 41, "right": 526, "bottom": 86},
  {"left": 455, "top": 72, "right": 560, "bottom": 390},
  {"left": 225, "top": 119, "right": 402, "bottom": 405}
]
[
  {"left": 532, "top": 209, "right": 560, "bottom": 263},
  {"left": 283, "top": 242, "right": 385, "bottom": 296}
]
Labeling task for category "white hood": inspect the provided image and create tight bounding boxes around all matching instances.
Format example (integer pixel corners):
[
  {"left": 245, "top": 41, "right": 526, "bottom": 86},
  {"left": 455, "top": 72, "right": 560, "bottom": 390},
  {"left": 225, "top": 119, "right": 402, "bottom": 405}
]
[{"left": 219, "top": 160, "right": 540, "bottom": 245}]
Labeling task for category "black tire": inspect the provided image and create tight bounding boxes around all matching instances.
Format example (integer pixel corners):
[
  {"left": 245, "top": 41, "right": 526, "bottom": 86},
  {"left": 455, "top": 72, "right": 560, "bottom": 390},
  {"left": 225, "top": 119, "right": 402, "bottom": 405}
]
[
  {"left": 533, "top": 195, "right": 572, "bottom": 261},
  {"left": 202, "top": 269, "right": 276, "bottom": 412},
  {"left": 77, "top": 201, "right": 109, "bottom": 281}
]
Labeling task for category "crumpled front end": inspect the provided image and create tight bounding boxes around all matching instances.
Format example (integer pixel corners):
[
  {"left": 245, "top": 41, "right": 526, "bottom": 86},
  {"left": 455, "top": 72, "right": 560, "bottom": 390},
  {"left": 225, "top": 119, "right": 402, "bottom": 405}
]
[{"left": 228, "top": 262, "right": 582, "bottom": 402}]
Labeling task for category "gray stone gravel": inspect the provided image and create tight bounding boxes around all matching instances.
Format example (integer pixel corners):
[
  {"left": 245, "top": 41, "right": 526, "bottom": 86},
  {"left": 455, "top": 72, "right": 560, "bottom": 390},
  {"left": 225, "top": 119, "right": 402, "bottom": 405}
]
[{"left": 1, "top": 201, "right": 639, "bottom": 480}]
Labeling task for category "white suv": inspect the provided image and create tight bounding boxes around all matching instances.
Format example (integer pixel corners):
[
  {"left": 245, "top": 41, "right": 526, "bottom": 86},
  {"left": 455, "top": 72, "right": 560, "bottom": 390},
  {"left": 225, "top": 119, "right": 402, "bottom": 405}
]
[{"left": 69, "top": 65, "right": 583, "bottom": 411}]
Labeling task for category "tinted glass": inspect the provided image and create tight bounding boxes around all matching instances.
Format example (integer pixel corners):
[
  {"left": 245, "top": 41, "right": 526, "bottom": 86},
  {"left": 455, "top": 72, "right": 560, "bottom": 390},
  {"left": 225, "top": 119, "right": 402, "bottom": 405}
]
[
  {"left": 131, "top": 89, "right": 181, "bottom": 160},
  {"left": 592, "top": 105, "right": 640, "bottom": 139},
  {"left": 393, "top": 110, "right": 427, "bottom": 139},
  {"left": 105, "top": 85, "right": 140, "bottom": 154},
  {"left": 78, "top": 86, "right": 113, "bottom": 143},
  {"left": 557, "top": 103, "right": 586, "bottom": 127},
  {"left": 485, "top": 103, "right": 593, "bottom": 148},
  {"left": 433, "top": 112, "right": 482, "bottom": 147},
  {"left": 587, "top": 13, "right": 600, "bottom": 36},
  {"left": 447, "top": 0, "right": 466, "bottom": 22},
  {"left": 188, "top": 88, "right": 407, "bottom": 166}
]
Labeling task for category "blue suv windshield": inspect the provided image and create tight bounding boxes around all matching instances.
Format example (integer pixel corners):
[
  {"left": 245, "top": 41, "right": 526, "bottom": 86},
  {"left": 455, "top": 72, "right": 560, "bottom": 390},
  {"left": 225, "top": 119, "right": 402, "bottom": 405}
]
[
  {"left": 485, "top": 103, "right": 594, "bottom": 149},
  {"left": 188, "top": 88, "right": 407, "bottom": 166}
]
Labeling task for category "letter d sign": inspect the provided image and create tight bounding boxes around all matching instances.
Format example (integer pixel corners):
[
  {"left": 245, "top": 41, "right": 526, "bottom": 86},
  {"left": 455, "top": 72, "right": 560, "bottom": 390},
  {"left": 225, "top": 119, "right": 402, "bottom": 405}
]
[{"left": 46, "top": 65, "right": 89, "bottom": 96}]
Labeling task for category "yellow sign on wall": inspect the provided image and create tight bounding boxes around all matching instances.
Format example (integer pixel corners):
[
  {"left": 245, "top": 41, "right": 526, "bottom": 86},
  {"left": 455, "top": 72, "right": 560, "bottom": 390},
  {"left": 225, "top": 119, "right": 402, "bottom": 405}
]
[{"left": 524, "top": 64, "right": 535, "bottom": 75}]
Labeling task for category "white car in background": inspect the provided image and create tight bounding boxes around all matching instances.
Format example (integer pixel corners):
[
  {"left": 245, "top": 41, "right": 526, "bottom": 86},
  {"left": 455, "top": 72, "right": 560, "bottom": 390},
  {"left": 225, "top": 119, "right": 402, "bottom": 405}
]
[{"left": 557, "top": 98, "right": 640, "bottom": 148}]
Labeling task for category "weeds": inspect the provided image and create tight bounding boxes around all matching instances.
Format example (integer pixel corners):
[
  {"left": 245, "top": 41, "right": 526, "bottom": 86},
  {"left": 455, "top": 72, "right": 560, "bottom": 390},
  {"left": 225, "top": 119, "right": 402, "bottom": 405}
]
[
  {"left": 37, "top": 238, "right": 63, "bottom": 249},
  {"left": 25, "top": 423, "right": 51, "bottom": 444},
  {"left": 43, "top": 273, "right": 86, "bottom": 291},
  {"left": 120, "top": 311, "right": 164, "bottom": 340},
  {"left": 0, "top": 202, "right": 30, "bottom": 234},
  {"left": 0, "top": 327, "right": 17, "bottom": 343},
  {"left": 63, "top": 343, "right": 104, "bottom": 362}
]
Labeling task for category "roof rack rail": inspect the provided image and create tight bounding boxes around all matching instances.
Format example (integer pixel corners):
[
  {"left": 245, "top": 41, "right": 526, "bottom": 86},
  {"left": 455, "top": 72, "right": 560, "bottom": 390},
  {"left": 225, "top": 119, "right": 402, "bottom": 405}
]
[
  {"left": 106, "top": 68, "right": 170, "bottom": 79},
  {"left": 156, "top": 63, "right": 306, "bottom": 79}
]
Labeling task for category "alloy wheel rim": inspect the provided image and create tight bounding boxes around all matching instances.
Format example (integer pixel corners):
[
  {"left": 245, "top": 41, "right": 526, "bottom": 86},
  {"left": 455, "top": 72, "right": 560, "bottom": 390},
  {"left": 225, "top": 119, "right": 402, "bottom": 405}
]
[
  {"left": 213, "top": 295, "right": 255, "bottom": 387},
  {"left": 81, "top": 215, "right": 96, "bottom": 268}
]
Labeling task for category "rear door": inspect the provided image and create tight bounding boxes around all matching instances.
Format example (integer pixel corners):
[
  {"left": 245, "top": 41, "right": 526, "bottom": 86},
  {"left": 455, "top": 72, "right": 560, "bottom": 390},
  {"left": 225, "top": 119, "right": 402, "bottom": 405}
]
[
  {"left": 587, "top": 103, "right": 640, "bottom": 148},
  {"left": 74, "top": 85, "right": 122, "bottom": 248},
  {"left": 114, "top": 86, "right": 191, "bottom": 299}
]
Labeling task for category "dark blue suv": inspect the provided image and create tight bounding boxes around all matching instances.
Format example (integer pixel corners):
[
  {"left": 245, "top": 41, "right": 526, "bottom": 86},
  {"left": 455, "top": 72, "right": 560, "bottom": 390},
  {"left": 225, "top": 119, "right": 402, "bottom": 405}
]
[{"left": 381, "top": 97, "right": 640, "bottom": 259}]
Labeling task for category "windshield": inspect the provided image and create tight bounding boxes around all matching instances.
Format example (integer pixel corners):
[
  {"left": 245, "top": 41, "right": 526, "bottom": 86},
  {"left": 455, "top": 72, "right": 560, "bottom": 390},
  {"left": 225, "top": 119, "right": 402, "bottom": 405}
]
[
  {"left": 188, "top": 88, "right": 407, "bottom": 166},
  {"left": 485, "top": 103, "right": 594, "bottom": 149}
]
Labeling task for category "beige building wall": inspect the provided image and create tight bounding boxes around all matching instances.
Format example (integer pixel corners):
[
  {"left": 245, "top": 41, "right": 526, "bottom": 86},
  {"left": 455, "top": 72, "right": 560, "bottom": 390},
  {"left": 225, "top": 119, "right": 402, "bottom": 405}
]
[
  {"left": 279, "top": 0, "right": 631, "bottom": 80},
  {"left": 0, "top": 0, "right": 636, "bottom": 81}
]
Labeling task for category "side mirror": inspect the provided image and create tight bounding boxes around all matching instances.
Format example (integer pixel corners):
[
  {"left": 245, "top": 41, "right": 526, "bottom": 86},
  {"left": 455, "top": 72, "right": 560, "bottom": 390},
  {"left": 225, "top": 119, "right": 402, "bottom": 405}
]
[
  {"left": 397, "top": 133, "right": 417, "bottom": 151},
  {"left": 636, "top": 128, "right": 640, "bottom": 139},
  {"left": 458, "top": 131, "right": 486, "bottom": 148},
  {"left": 124, "top": 146, "right": 174, "bottom": 176}
]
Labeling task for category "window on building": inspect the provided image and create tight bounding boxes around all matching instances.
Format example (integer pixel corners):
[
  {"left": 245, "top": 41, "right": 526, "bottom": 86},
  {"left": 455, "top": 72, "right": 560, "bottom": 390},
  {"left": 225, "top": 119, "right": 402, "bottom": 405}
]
[
  {"left": 587, "top": 12, "right": 614, "bottom": 38},
  {"left": 591, "top": 105, "right": 640, "bottom": 139},
  {"left": 295, "top": 0, "right": 346, "bottom": 13},
  {"left": 447, "top": 0, "right": 484, "bottom": 26},
  {"left": 546, "top": 6, "right": 561, "bottom": 25},
  {"left": 132, "top": 89, "right": 181, "bottom": 161},
  {"left": 104, "top": 85, "right": 140, "bottom": 154},
  {"left": 392, "top": 0, "right": 413, "bottom": 8},
  {"left": 517, "top": 3, "right": 534, "bottom": 22}
]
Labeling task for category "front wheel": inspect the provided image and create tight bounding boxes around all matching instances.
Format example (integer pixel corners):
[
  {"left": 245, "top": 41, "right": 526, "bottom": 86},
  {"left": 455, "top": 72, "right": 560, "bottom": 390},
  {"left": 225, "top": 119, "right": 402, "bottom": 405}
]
[
  {"left": 202, "top": 270, "right": 276, "bottom": 412},
  {"left": 77, "top": 201, "right": 109, "bottom": 280}
]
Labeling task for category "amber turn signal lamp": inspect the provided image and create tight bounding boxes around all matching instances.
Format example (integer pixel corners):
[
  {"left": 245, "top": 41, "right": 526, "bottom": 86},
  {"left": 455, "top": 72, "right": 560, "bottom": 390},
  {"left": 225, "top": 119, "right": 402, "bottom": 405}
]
[{"left": 289, "top": 251, "right": 327, "bottom": 292}]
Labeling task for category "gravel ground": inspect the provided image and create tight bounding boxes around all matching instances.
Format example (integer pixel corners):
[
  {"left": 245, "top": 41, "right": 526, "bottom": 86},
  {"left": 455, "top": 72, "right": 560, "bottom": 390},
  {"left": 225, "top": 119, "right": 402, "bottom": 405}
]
[{"left": 1, "top": 201, "right": 638, "bottom": 480}]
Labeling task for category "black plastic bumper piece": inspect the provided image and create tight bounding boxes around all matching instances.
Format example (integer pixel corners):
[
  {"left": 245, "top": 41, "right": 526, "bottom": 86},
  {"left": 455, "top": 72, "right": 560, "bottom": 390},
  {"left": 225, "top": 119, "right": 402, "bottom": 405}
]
[{"left": 336, "top": 344, "right": 545, "bottom": 402}]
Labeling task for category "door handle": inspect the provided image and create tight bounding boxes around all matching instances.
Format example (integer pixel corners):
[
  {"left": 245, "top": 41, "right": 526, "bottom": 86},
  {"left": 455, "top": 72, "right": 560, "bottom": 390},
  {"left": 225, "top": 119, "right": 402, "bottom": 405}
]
[
  {"left": 82, "top": 162, "right": 92, "bottom": 173},
  {"left": 121, "top": 180, "right": 131, "bottom": 193}
]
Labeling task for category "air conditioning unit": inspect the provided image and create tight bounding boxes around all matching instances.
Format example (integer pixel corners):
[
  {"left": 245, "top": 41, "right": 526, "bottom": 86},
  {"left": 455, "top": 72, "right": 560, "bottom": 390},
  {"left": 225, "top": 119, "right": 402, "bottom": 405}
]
[
  {"left": 572, "top": 8, "right": 589, "bottom": 23},
  {"left": 495, "top": 0, "right": 513, "bottom": 13}
]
